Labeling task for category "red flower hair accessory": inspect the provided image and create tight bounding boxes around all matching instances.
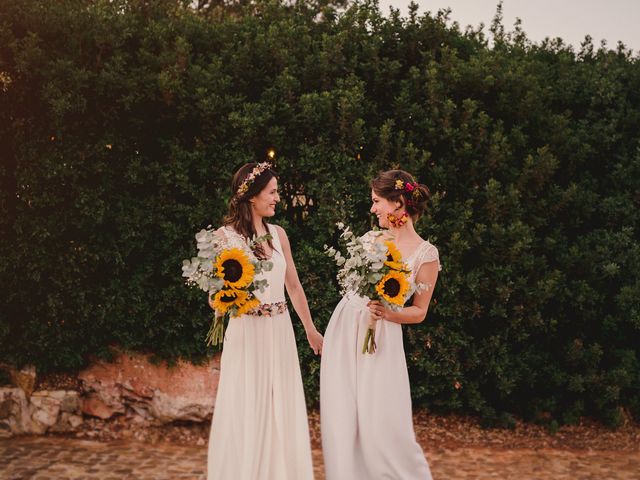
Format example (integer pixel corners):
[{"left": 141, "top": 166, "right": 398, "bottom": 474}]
[{"left": 394, "top": 179, "right": 421, "bottom": 202}]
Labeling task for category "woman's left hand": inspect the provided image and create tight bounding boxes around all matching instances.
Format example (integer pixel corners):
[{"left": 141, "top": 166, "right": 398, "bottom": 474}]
[
  {"left": 306, "top": 328, "right": 324, "bottom": 355},
  {"left": 368, "top": 300, "right": 388, "bottom": 321}
]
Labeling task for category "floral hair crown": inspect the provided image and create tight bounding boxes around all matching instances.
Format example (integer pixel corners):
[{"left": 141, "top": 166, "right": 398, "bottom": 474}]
[
  {"left": 394, "top": 179, "right": 421, "bottom": 205},
  {"left": 236, "top": 162, "right": 272, "bottom": 196}
]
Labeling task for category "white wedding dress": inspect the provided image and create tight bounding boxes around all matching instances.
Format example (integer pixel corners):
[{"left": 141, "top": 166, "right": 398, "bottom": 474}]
[
  {"left": 320, "top": 234, "right": 440, "bottom": 480},
  {"left": 207, "top": 224, "right": 314, "bottom": 480}
]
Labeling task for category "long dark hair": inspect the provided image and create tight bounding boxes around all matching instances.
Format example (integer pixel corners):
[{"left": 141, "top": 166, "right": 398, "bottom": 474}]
[
  {"left": 224, "top": 162, "right": 278, "bottom": 259},
  {"left": 371, "top": 169, "right": 430, "bottom": 221}
]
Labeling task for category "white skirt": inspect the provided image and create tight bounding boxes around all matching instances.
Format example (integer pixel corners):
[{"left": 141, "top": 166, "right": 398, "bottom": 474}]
[
  {"left": 207, "top": 311, "right": 314, "bottom": 480},
  {"left": 320, "top": 293, "right": 432, "bottom": 480}
]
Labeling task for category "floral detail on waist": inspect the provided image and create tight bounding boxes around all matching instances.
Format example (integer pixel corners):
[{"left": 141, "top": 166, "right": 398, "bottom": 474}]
[{"left": 244, "top": 300, "right": 288, "bottom": 317}]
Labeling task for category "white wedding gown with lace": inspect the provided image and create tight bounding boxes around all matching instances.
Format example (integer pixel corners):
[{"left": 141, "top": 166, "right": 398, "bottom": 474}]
[{"left": 321, "top": 233, "right": 440, "bottom": 480}]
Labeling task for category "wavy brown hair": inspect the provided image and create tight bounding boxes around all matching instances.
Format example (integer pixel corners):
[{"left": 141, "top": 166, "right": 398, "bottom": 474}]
[
  {"left": 224, "top": 163, "right": 278, "bottom": 259},
  {"left": 371, "top": 169, "right": 431, "bottom": 221}
]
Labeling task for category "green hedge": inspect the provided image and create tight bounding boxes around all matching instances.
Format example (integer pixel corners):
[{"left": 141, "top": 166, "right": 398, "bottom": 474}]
[{"left": 1, "top": 0, "right": 639, "bottom": 426}]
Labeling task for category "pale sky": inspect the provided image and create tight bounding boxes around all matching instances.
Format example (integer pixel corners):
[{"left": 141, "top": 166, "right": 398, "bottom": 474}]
[{"left": 378, "top": 0, "right": 640, "bottom": 54}]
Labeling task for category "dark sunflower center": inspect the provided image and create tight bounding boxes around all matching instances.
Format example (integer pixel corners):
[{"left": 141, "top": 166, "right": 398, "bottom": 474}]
[
  {"left": 387, "top": 253, "right": 394, "bottom": 262},
  {"left": 222, "top": 259, "right": 243, "bottom": 282},
  {"left": 383, "top": 278, "right": 401, "bottom": 297},
  {"left": 220, "top": 292, "right": 237, "bottom": 303}
]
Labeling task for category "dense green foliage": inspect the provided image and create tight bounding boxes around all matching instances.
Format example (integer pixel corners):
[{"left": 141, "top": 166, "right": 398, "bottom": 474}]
[{"left": 1, "top": 0, "right": 639, "bottom": 426}]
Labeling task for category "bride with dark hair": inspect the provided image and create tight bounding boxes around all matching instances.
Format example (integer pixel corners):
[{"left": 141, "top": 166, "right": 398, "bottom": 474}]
[
  {"left": 207, "top": 162, "right": 323, "bottom": 480},
  {"left": 321, "top": 169, "right": 440, "bottom": 480}
]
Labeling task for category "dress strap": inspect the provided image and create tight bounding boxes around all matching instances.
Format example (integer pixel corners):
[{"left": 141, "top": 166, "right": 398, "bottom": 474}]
[{"left": 267, "top": 223, "right": 283, "bottom": 255}]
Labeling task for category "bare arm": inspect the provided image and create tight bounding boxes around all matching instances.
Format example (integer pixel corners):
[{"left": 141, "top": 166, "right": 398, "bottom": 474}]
[
  {"left": 275, "top": 225, "right": 323, "bottom": 354},
  {"left": 369, "top": 260, "right": 439, "bottom": 324}
]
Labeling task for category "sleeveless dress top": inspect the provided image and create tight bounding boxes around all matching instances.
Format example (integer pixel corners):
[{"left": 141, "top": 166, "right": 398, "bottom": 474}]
[{"left": 207, "top": 224, "right": 314, "bottom": 480}]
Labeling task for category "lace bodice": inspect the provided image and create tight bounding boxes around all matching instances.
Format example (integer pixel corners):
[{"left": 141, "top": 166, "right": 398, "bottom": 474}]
[
  {"left": 360, "top": 230, "right": 441, "bottom": 288},
  {"left": 221, "top": 224, "right": 287, "bottom": 304},
  {"left": 406, "top": 241, "right": 441, "bottom": 278}
]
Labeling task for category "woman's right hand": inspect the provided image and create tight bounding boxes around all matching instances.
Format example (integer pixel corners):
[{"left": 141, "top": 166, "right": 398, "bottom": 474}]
[
  {"left": 367, "top": 300, "right": 387, "bottom": 321},
  {"left": 306, "top": 327, "right": 324, "bottom": 355}
]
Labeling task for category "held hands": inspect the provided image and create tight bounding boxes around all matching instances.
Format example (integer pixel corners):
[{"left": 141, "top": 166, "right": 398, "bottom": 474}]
[{"left": 306, "top": 327, "right": 324, "bottom": 355}]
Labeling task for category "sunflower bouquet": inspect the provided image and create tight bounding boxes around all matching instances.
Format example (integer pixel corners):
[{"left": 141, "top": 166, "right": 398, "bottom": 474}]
[
  {"left": 182, "top": 227, "right": 273, "bottom": 347},
  {"left": 325, "top": 223, "right": 413, "bottom": 354}
]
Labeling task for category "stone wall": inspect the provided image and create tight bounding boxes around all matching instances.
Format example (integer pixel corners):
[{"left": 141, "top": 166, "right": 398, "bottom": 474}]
[{"left": 0, "top": 353, "right": 221, "bottom": 437}]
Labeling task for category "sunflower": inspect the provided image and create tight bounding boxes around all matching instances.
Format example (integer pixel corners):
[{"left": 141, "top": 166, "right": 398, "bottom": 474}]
[
  {"left": 211, "top": 288, "right": 248, "bottom": 314},
  {"left": 384, "top": 240, "right": 405, "bottom": 271},
  {"left": 235, "top": 295, "right": 261, "bottom": 316},
  {"left": 375, "top": 270, "right": 410, "bottom": 306},
  {"left": 215, "top": 248, "right": 255, "bottom": 288}
]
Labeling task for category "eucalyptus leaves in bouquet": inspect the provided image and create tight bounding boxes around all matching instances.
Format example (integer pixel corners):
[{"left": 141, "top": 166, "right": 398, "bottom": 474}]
[{"left": 325, "top": 223, "right": 414, "bottom": 353}]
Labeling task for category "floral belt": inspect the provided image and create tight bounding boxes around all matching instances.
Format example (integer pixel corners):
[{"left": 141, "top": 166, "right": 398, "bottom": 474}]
[{"left": 244, "top": 300, "right": 288, "bottom": 317}]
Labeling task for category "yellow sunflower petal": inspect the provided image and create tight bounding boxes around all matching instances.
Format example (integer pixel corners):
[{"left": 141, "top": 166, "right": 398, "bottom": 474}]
[
  {"left": 215, "top": 248, "right": 255, "bottom": 288},
  {"left": 375, "top": 270, "right": 410, "bottom": 306},
  {"left": 235, "top": 296, "right": 261, "bottom": 317},
  {"left": 211, "top": 288, "right": 248, "bottom": 314},
  {"left": 385, "top": 260, "right": 407, "bottom": 271},
  {"left": 384, "top": 240, "right": 404, "bottom": 270},
  {"left": 384, "top": 240, "right": 402, "bottom": 262}
]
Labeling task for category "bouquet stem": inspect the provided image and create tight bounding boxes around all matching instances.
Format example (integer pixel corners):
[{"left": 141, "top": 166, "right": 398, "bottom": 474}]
[
  {"left": 362, "top": 315, "right": 377, "bottom": 354},
  {"left": 206, "top": 315, "right": 225, "bottom": 347}
]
